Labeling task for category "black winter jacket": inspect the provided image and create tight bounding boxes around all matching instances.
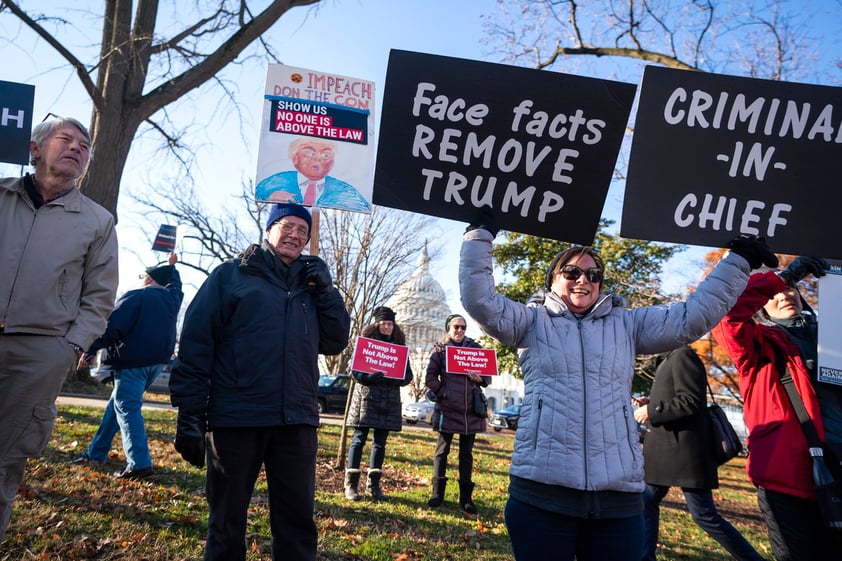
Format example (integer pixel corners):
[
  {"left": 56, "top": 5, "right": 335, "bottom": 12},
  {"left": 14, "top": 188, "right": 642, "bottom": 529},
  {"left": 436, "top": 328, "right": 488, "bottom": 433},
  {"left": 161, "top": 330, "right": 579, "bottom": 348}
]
[
  {"left": 642, "top": 346, "right": 718, "bottom": 489},
  {"left": 347, "top": 332, "right": 412, "bottom": 432},
  {"left": 88, "top": 269, "right": 183, "bottom": 370},
  {"left": 170, "top": 242, "right": 350, "bottom": 428},
  {"left": 425, "top": 336, "right": 490, "bottom": 435}
]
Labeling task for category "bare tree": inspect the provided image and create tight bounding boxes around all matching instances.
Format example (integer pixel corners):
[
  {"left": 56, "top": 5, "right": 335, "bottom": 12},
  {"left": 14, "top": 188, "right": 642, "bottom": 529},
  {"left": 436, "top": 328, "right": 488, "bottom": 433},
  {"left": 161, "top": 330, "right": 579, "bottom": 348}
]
[
  {"left": 316, "top": 207, "right": 443, "bottom": 374},
  {"left": 482, "top": 0, "right": 837, "bottom": 83},
  {"left": 129, "top": 181, "right": 266, "bottom": 277},
  {"left": 0, "top": 0, "right": 323, "bottom": 218}
]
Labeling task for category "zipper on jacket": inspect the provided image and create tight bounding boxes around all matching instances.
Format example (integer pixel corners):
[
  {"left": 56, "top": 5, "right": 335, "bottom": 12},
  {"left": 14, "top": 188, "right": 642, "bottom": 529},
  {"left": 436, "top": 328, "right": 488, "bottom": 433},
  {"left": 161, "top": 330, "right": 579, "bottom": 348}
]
[{"left": 577, "top": 319, "right": 590, "bottom": 488}]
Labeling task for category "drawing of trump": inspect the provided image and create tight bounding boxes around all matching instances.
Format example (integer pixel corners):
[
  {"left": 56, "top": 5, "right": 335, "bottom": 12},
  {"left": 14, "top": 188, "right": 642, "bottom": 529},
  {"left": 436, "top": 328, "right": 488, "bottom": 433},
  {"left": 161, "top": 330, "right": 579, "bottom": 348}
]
[{"left": 256, "top": 137, "right": 371, "bottom": 212}]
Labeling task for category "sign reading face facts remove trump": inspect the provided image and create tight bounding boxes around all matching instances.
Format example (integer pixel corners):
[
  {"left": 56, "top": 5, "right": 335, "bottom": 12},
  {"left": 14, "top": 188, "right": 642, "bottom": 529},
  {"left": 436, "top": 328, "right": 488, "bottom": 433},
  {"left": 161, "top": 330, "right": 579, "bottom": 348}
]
[
  {"left": 374, "top": 49, "right": 636, "bottom": 245},
  {"left": 622, "top": 65, "right": 842, "bottom": 258},
  {"left": 350, "top": 336, "right": 409, "bottom": 380},
  {"left": 445, "top": 346, "right": 498, "bottom": 376}
]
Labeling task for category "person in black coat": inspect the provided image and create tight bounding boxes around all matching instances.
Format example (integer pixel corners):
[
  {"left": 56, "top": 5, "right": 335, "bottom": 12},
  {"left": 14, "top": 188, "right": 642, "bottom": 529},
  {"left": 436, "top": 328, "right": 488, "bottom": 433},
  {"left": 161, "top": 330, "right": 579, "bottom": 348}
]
[
  {"left": 424, "top": 313, "right": 491, "bottom": 514},
  {"left": 634, "top": 346, "right": 764, "bottom": 561},
  {"left": 170, "top": 203, "right": 350, "bottom": 561},
  {"left": 344, "top": 306, "right": 412, "bottom": 501}
]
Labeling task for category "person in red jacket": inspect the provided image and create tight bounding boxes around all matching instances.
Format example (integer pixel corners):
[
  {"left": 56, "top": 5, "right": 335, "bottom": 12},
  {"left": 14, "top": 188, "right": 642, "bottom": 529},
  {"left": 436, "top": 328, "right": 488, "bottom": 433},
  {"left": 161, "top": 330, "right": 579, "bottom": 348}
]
[{"left": 712, "top": 256, "right": 842, "bottom": 560}]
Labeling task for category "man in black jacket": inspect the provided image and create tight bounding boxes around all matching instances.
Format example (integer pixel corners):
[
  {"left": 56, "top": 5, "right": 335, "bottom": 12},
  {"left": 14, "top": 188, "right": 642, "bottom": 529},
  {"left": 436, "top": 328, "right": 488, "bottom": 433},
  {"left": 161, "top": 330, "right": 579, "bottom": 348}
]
[
  {"left": 73, "top": 251, "right": 183, "bottom": 479},
  {"left": 169, "top": 203, "right": 350, "bottom": 561},
  {"left": 634, "top": 345, "right": 764, "bottom": 561}
]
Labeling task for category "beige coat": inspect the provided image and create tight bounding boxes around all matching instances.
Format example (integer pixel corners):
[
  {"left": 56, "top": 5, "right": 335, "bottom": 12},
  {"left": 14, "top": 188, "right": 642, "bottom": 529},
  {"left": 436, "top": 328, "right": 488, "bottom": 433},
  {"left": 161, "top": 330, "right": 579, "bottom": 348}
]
[{"left": 0, "top": 176, "right": 118, "bottom": 349}]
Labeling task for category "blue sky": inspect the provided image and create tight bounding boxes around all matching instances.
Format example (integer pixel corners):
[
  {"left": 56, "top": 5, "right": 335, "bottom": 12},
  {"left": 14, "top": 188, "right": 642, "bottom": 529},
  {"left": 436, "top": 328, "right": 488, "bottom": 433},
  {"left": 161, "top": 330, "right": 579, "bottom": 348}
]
[{"left": 2, "top": 0, "right": 840, "bottom": 334}]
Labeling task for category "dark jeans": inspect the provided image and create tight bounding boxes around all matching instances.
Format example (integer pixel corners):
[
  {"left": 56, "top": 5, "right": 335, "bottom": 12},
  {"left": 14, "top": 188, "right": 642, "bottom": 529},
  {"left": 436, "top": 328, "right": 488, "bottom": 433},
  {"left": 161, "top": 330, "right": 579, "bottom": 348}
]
[
  {"left": 505, "top": 496, "right": 644, "bottom": 561},
  {"left": 432, "top": 431, "right": 475, "bottom": 482},
  {"left": 758, "top": 485, "right": 842, "bottom": 561},
  {"left": 347, "top": 427, "right": 389, "bottom": 470},
  {"left": 204, "top": 425, "right": 318, "bottom": 561},
  {"left": 643, "top": 483, "right": 764, "bottom": 561}
]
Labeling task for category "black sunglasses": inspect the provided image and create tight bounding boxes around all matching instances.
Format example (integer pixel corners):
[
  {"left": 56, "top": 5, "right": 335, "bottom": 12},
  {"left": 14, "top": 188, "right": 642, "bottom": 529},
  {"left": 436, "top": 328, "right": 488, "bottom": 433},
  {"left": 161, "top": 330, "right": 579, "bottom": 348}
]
[
  {"left": 450, "top": 324, "right": 467, "bottom": 331},
  {"left": 559, "top": 265, "right": 603, "bottom": 283}
]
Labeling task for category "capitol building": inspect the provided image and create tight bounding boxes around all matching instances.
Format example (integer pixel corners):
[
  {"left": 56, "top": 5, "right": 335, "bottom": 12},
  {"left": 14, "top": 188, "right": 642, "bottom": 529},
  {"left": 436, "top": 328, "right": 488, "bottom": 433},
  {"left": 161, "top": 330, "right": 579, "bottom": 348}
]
[{"left": 385, "top": 245, "right": 523, "bottom": 412}]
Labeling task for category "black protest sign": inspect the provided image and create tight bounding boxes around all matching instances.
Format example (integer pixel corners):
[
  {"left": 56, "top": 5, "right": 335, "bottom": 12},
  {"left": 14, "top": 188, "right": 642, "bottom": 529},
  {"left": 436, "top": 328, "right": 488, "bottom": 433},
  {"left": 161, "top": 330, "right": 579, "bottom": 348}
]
[
  {"left": 0, "top": 80, "right": 35, "bottom": 165},
  {"left": 374, "top": 50, "right": 636, "bottom": 245},
  {"left": 622, "top": 66, "right": 842, "bottom": 259},
  {"left": 152, "top": 224, "right": 178, "bottom": 252}
]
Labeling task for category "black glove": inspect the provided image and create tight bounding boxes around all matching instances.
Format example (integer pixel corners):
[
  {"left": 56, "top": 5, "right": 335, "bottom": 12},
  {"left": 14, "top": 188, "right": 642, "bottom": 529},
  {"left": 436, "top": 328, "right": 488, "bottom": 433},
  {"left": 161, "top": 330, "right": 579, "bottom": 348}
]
[
  {"left": 425, "top": 389, "right": 438, "bottom": 402},
  {"left": 356, "top": 371, "right": 385, "bottom": 385},
  {"left": 727, "top": 235, "right": 778, "bottom": 269},
  {"left": 465, "top": 205, "right": 500, "bottom": 238},
  {"left": 174, "top": 410, "right": 206, "bottom": 468},
  {"left": 779, "top": 256, "right": 829, "bottom": 287},
  {"left": 300, "top": 256, "right": 333, "bottom": 293}
]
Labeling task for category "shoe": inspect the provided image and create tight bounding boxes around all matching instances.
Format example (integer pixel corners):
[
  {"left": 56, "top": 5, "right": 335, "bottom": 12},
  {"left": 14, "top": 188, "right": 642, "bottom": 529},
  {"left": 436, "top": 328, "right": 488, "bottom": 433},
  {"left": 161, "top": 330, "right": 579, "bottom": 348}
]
[
  {"left": 114, "top": 466, "right": 154, "bottom": 480},
  {"left": 70, "top": 452, "right": 96, "bottom": 465}
]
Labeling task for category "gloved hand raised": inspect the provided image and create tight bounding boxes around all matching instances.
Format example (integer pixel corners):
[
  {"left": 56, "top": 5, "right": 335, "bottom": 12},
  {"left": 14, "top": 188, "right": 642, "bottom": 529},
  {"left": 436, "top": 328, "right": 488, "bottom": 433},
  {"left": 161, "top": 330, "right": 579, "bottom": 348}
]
[
  {"left": 174, "top": 410, "right": 206, "bottom": 468},
  {"left": 727, "top": 235, "right": 778, "bottom": 269},
  {"left": 300, "top": 256, "right": 333, "bottom": 293},
  {"left": 779, "top": 256, "right": 829, "bottom": 287},
  {"left": 465, "top": 205, "right": 500, "bottom": 238}
]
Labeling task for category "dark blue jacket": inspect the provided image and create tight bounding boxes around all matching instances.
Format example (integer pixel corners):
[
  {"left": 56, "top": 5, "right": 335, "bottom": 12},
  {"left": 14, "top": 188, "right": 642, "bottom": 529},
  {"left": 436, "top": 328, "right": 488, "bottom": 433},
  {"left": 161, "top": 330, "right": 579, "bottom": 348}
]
[
  {"left": 169, "top": 242, "right": 351, "bottom": 429},
  {"left": 87, "top": 268, "right": 183, "bottom": 369}
]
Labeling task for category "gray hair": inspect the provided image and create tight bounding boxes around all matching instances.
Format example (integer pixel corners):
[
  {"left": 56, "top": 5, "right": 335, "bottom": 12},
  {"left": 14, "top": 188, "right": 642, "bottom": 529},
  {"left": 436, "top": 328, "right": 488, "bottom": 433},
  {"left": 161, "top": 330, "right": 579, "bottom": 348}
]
[{"left": 30, "top": 117, "right": 92, "bottom": 166}]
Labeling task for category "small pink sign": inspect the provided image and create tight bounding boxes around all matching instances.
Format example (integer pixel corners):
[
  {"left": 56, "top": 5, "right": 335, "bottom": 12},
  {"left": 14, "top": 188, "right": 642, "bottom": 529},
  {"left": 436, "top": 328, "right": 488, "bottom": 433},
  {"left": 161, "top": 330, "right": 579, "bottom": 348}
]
[
  {"left": 445, "top": 346, "right": 498, "bottom": 376},
  {"left": 350, "top": 336, "right": 409, "bottom": 380}
]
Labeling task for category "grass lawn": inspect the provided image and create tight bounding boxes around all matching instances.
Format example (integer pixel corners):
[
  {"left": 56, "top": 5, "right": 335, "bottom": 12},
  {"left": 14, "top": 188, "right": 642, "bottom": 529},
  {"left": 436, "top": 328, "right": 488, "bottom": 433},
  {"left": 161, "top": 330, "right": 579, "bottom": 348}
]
[{"left": 1, "top": 403, "right": 772, "bottom": 560}]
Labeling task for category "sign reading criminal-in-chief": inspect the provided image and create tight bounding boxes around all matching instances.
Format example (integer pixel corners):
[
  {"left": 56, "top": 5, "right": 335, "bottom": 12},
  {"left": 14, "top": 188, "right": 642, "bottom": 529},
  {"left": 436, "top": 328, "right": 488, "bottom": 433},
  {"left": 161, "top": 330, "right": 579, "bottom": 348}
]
[
  {"left": 0, "top": 80, "right": 35, "bottom": 165},
  {"left": 374, "top": 50, "right": 636, "bottom": 245},
  {"left": 622, "top": 66, "right": 842, "bottom": 259}
]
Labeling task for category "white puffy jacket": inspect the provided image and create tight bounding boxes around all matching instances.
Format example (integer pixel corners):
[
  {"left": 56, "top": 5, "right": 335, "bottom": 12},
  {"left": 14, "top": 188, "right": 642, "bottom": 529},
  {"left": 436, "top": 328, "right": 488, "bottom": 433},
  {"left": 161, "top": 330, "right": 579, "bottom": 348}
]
[{"left": 459, "top": 229, "right": 750, "bottom": 493}]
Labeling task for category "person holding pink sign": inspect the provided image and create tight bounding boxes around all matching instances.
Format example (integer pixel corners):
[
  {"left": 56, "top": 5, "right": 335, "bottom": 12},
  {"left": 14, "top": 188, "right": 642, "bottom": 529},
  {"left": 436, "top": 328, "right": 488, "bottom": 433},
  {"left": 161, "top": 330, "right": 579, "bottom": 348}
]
[
  {"left": 424, "top": 313, "right": 491, "bottom": 515},
  {"left": 345, "top": 306, "right": 413, "bottom": 501}
]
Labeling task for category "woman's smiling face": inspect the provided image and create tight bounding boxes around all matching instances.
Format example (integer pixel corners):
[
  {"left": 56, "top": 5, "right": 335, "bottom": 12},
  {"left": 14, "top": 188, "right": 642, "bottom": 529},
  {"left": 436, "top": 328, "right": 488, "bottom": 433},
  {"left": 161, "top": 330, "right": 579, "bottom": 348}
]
[{"left": 550, "top": 254, "right": 601, "bottom": 313}]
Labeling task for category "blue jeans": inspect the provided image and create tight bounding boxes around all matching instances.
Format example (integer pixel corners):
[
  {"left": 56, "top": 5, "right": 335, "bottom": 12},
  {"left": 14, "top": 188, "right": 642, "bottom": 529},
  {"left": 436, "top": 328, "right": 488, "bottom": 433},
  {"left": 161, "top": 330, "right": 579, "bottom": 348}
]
[
  {"left": 505, "top": 496, "right": 644, "bottom": 561},
  {"left": 347, "top": 427, "right": 389, "bottom": 470},
  {"left": 86, "top": 365, "right": 163, "bottom": 471},
  {"left": 643, "top": 483, "right": 764, "bottom": 561}
]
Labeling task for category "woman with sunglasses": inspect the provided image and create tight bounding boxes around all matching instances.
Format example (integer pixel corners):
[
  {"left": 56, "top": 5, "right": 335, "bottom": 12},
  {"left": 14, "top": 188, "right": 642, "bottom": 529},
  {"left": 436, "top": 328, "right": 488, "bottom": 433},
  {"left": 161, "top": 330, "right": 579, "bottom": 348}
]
[
  {"left": 458, "top": 215, "right": 777, "bottom": 561},
  {"left": 424, "top": 313, "right": 491, "bottom": 514}
]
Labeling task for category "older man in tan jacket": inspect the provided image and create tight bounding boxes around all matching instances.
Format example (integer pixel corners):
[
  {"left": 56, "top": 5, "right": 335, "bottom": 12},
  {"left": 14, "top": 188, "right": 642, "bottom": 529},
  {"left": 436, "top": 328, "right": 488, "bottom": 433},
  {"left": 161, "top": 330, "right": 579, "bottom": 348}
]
[{"left": 0, "top": 116, "right": 118, "bottom": 541}]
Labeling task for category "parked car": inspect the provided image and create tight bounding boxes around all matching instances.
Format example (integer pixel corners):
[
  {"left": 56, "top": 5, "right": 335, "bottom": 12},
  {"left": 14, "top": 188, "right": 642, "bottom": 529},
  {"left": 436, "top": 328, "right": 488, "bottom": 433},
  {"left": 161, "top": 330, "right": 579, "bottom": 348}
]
[
  {"left": 402, "top": 399, "right": 436, "bottom": 425},
  {"left": 489, "top": 403, "right": 522, "bottom": 432},
  {"left": 318, "top": 374, "right": 351, "bottom": 414}
]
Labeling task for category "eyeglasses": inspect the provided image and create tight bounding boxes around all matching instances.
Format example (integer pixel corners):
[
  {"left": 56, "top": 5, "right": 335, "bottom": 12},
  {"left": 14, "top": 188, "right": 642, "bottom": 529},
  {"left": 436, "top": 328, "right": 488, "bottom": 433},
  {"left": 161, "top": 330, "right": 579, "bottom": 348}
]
[
  {"left": 41, "top": 112, "right": 61, "bottom": 123},
  {"left": 276, "top": 221, "right": 309, "bottom": 238},
  {"left": 559, "top": 265, "right": 603, "bottom": 283},
  {"left": 451, "top": 324, "right": 467, "bottom": 331}
]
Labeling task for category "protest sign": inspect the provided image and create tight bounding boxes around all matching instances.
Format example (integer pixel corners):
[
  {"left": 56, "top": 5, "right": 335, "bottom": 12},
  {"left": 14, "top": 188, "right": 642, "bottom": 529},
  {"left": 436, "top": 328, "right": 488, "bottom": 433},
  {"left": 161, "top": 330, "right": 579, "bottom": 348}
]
[
  {"left": 152, "top": 224, "right": 178, "bottom": 252},
  {"left": 0, "top": 80, "right": 35, "bottom": 165},
  {"left": 254, "top": 64, "right": 375, "bottom": 213},
  {"left": 445, "top": 346, "right": 498, "bottom": 376},
  {"left": 818, "top": 264, "right": 842, "bottom": 387},
  {"left": 622, "top": 65, "right": 842, "bottom": 258},
  {"left": 375, "top": 49, "right": 636, "bottom": 245},
  {"left": 350, "top": 336, "right": 409, "bottom": 380}
]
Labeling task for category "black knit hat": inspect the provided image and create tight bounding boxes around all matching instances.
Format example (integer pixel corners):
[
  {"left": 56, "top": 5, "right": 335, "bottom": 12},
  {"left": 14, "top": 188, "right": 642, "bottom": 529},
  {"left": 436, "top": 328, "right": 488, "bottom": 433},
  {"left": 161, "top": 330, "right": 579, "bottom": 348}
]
[
  {"left": 265, "top": 203, "right": 312, "bottom": 237},
  {"left": 373, "top": 306, "right": 396, "bottom": 322},
  {"left": 146, "top": 264, "right": 174, "bottom": 286},
  {"left": 445, "top": 313, "right": 465, "bottom": 330}
]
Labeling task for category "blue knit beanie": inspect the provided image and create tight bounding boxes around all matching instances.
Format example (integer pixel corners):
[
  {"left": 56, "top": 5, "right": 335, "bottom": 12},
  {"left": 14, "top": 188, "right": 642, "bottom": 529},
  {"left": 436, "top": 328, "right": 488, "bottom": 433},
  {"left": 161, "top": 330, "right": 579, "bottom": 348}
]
[{"left": 265, "top": 203, "right": 312, "bottom": 237}]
